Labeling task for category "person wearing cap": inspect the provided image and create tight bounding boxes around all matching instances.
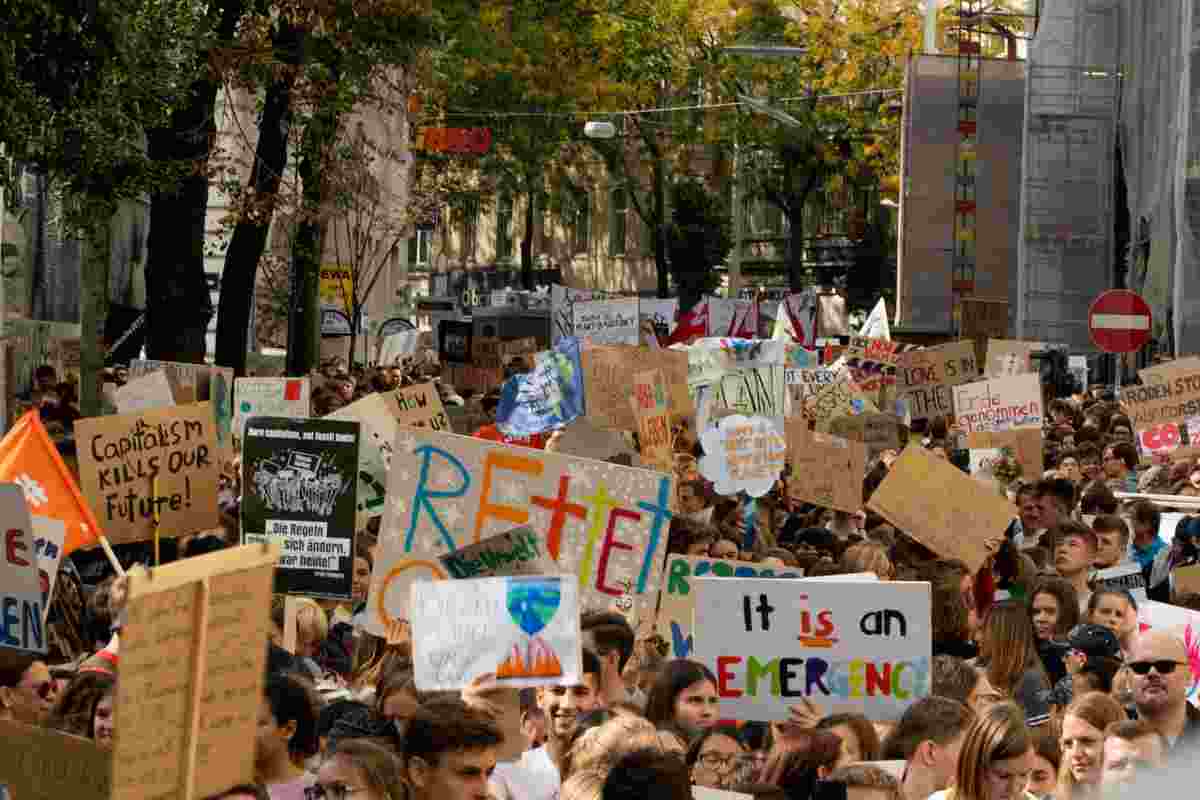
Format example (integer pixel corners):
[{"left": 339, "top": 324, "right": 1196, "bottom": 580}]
[
  {"left": 1127, "top": 630, "right": 1200, "bottom": 753},
  {"left": 1052, "top": 523, "right": 1098, "bottom": 614}
]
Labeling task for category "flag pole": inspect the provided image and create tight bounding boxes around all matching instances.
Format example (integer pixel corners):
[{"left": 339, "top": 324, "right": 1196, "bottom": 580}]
[{"left": 97, "top": 534, "right": 125, "bottom": 577}]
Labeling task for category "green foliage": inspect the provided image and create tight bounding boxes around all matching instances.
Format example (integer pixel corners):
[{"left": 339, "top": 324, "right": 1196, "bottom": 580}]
[{"left": 667, "top": 178, "right": 730, "bottom": 303}]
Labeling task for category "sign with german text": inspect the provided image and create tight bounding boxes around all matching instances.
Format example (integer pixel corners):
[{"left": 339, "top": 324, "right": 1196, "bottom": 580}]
[{"left": 952, "top": 373, "right": 1043, "bottom": 434}]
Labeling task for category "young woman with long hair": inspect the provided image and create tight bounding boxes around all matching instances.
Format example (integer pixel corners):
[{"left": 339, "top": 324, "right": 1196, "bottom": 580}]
[
  {"left": 975, "top": 601, "right": 1051, "bottom": 720},
  {"left": 1057, "top": 692, "right": 1127, "bottom": 800},
  {"left": 1027, "top": 578, "right": 1081, "bottom": 684},
  {"left": 929, "top": 702, "right": 1037, "bottom": 800}
]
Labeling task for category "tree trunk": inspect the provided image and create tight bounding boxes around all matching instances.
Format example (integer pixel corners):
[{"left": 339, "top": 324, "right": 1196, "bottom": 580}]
[
  {"left": 79, "top": 211, "right": 112, "bottom": 416},
  {"left": 788, "top": 206, "right": 805, "bottom": 291},
  {"left": 214, "top": 55, "right": 296, "bottom": 375},
  {"left": 520, "top": 176, "right": 535, "bottom": 289},
  {"left": 653, "top": 159, "right": 669, "bottom": 299}
]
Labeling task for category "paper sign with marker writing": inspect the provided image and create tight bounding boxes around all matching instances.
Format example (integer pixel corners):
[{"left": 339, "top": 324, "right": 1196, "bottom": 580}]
[
  {"left": 692, "top": 577, "right": 931, "bottom": 721},
  {"left": 828, "top": 413, "right": 905, "bottom": 460},
  {"left": 0, "top": 484, "right": 45, "bottom": 654},
  {"left": 75, "top": 403, "right": 221, "bottom": 545},
  {"left": 411, "top": 575, "right": 581, "bottom": 691},
  {"left": 130, "top": 359, "right": 234, "bottom": 451},
  {"left": 1093, "top": 563, "right": 1146, "bottom": 600},
  {"left": 366, "top": 430, "right": 673, "bottom": 638},
  {"left": 786, "top": 367, "right": 838, "bottom": 416},
  {"left": 984, "top": 340, "right": 1043, "bottom": 377},
  {"left": 633, "top": 370, "right": 673, "bottom": 472},
  {"left": 896, "top": 341, "right": 978, "bottom": 421},
  {"left": 867, "top": 446, "right": 1014, "bottom": 573},
  {"left": 114, "top": 543, "right": 278, "bottom": 800},
  {"left": 786, "top": 422, "right": 866, "bottom": 513},
  {"left": 233, "top": 377, "right": 311, "bottom": 439},
  {"left": 439, "top": 526, "right": 557, "bottom": 579},
  {"left": 0, "top": 720, "right": 110, "bottom": 800},
  {"left": 114, "top": 370, "right": 175, "bottom": 414},
  {"left": 582, "top": 345, "right": 692, "bottom": 431},
  {"left": 699, "top": 415, "right": 787, "bottom": 498},
  {"left": 327, "top": 393, "right": 402, "bottom": 527},
  {"left": 966, "top": 429, "right": 1043, "bottom": 485},
  {"left": 953, "top": 373, "right": 1044, "bottom": 434},
  {"left": 573, "top": 298, "right": 639, "bottom": 345},
  {"left": 395, "top": 382, "right": 451, "bottom": 431},
  {"left": 32, "top": 515, "right": 65, "bottom": 624},
  {"left": 241, "top": 417, "right": 360, "bottom": 599}
]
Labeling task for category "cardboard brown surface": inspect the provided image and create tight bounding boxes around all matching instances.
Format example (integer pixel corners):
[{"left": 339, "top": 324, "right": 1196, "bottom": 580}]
[
  {"left": 959, "top": 298, "right": 1009, "bottom": 340},
  {"left": 966, "top": 428, "right": 1044, "bottom": 484},
  {"left": 394, "top": 381, "right": 450, "bottom": 431},
  {"left": 983, "top": 339, "right": 1043, "bottom": 378},
  {"left": 632, "top": 370, "right": 672, "bottom": 472},
  {"left": 787, "top": 421, "right": 867, "bottom": 513},
  {"left": 1122, "top": 358, "right": 1200, "bottom": 430},
  {"left": 895, "top": 340, "right": 979, "bottom": 421},
  {"left": 828, "top": 413, "right": 906, "bottom": 459},
  {"left": 582, "top": 345, "right": 691, "bottom": 431},
  {"left": 0, "top": 720, "right": 111, "bottom": 800},
  {"left": 953, "top": 373, "right": 1044, "bottom": 434},
  {"left": 867, "top": 446, "right": 1014, "bottom": 573}
]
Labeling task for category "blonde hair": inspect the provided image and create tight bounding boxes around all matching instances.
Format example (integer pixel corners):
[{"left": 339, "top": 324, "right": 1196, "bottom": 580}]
[
  {"left": 952, "top": 702, "right": 1032, "bottom": 800},
  {"left": 561, "top": 714, "right": 661, "bottom": 780},
  {"left": 559, "top": 770, "right": 606, "bottom": 800},
  {"left": 294, "top": 598, "right": 329, "bottom": 654},
  {"left": 840, "top": 543, "right": 893, "bottom": 580},
  {"left": 1057, "top": 692, "right": 1127, "bottom": 800},
  {"left": 827, "top": 764, "right": 902, "bottom": 800}
]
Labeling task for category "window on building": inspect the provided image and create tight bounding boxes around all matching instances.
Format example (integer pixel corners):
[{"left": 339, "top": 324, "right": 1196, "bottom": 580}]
[
  {"left": 455, "top": 195, "right": 479, "bottom": 263},
  {"left": 496, "top": 194, "right": 513, "bottom": 262},
  {"left": 609, "top": 187, "right": 627, "bottom": 256},
  {"left": 564, "top": 186, "right": 590, "bottom": 253},
  {"left": 408, "top": 225, "right": 434, "bottom": 267}
]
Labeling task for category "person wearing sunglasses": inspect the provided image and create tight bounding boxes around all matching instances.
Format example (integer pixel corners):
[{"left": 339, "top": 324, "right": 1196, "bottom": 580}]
[
  {"left": 1128, "top": 630, "right": 1200, "bottom": 753},
  {"left": 309, "top": 740, "right": 405, "bottom": 800},
  {"left": 0, "top": 658, "right": 59, "bottom": 725}
]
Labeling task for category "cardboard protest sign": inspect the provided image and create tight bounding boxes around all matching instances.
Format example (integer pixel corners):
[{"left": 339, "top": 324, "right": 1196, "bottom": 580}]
[
  {"left": 75, "top": 403, "right": 221, "bottom": 545},
  {"left": 1093, "top": 563, "right": 1146, "bottom": 600},
  {"left": 699, "top": 415, "right": 787, "bottom": 498},
  {"left": 395, "top": 381, "right": 451, "bottom": 431},
  {"left": 966, "top": 429, "right": 1044, "bottom": 485},
  {"left": 233, "top": 377, "right": 311, "bottom": 439},
  {"left": 573, "top": 298, "right": 639, "bottom": 345},
  {"left": 327, "top": 393, "right": 399, "bottom": 525},
  {"left": 786, "top": 366, "right": 837, "bottom": 416},
  {"left": 656, "top": 554, "right": 804, "bottom": 658},
  {"left": 440, "top": 526, "right": 557, "bottom": 579},
  {"left": 241, "top": 417, "right": 360, "bottom": 599},
  {"left": 984, "top": 339, "right": 1043, "bottom": 377},
  {"left": 1140, "top": 356, "right": 1200, "bottom": 387},
  {"left": 0, "top": 484, "right": 45, "bottom": 654},
  {"left": 959, "top": 298, "right": 1009, "bottom": 339},
  {"left": 896, "top": 341, "right": 979, "bottom": 421},
  {"left": 497, "top": 339, "right": 585, "bottom": 437},
  {"left": 113, "top": 543, "right": 278, "bottom": 800},
  {"left": 1121, "top": 360, "right": 1200, "bottom": 431},
  {"left": 786, "top": 422, "right": 866, "bottom": 513},
  {"left": 411, "top": 575, "right": 582, "bottom": 691},
  {"left": 828, "top": 413, "right": 906, "bottom": 459},
  {"left": 113, "top": 369, "right": 175, "bottom": 414},
  {"left": 633, "top": 370, "right": 673, "bottom": 472},
  {"left": 807, "top": 375, "right": 879, "bottom": 430},
  {"left": 0, "top": 720, "right": 111, "bottom": 800},
  {"left": 32, "top": 515, "right": 65, "bottom": 624},
  {"left": 130, "top": 359, "right": 234, "bottom": 451},
  {"left": 366, "top": 429, "right": 673, "bottom": 637},
  {"left": 953, "top": 373, "right": 1044, "bottom": 434},
  {"left": 551, "top": 284, "right": 603, "bottom": 343},
  {"left": 699, "top": 364, "right": 787, "bottom": 424},
  {"left": 1174, "top": 564, "right": 1200, "bottom": 596},
  {"left": 867, "top": 446, "right": 1015, "bottom": 572},
  {"left": 1136, "top": 421, "right": 1185, "bottom": 457},
  {"left": 692, "top": 577, "right": 931, "bottom": 720},
  {"left": 845, "top": 336, "right": 899, "bottom": 391},
  {"left": 640, "top": 298, "right": 678, "bottom": 344},
  {"left": 444, "top": 363, "right": 506, "bottom": 395},
  {"left": 582, "top": 345, "right": 692, "bottom": 430}
]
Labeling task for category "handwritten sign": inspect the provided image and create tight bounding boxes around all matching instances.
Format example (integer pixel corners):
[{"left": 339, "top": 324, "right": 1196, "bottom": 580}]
[
  {"left": 366, "top": 429, "right": 673, "bottom": 637},
  {"left": 75, "top": 403, "right": 220, "bottom": 545},
  {"left": 582, "top": 345, "right": 692, "bottom": 431},
  {"left": 845, "top": 336, "right": 899, "bottom": 391},
  {"left": 439, "top": 526, "right": 557, "bottom": 579},
  {"left": 656, "top": 554, "right": 804, "bottom": 658},
  {"left": 965, "top": 429, "right": 1043, "bottom": 484},
  {"left": 1093, "top": 563, "right": 1146, "bottom": 601},
  {"left": 895, "top": 341, "right": 979, "bottom": 421},
  {"left": 1121, "top": 360, "right": 1200, "bottom": 430},
  {"left": 411, "top": 575, "right": 581, "bottom": 691},
  {"left": 699, "top": 415, "right": 787, "bottom": 498},
  {"left": 786, "top": 367, "right": 838, "bottom": 416},
  {"left": 241, "top": 417, "right": 359, "bottom": 599},
  {"left": 114, "top": 370, "right": 175, "bottom": 415},
  {"left": 327, "top": 393, "right": 398, "bottom": 526},
  {"left": 130, "top": 360, "right": 234, "bottom": 452},
  {"left": 233, "top": 378, "right": 311, "bottom": 439},
  {"left": 702, "top": 365, "right": 786, "bottom": 423},
  {"left": 984, "top": 340, "right": 1043, "bottom": 378},
  {"left": 113, "top": 543, "right": 278, "bottom": 800},
  {"left": 496, "top": 339, "right": 585, "bottom": 437},
  {"left": 633, "top": 370, "right": 672, "bottom": 472},
  {"left": 867, "top": 446, "right": 1015, "bottom": 572},
  {"left": 786, "top": 422, "right": 866, "bottom": 513},
  {"left": 692, "top": 577, "right": 931, "bottom": 721},
  {"left": 808, "top": 375, "right": 879, "bottom": 430},
  {"left": 573, "top": 298, "right": 639, "bottom": 345},
  {"left": 395, "top": 382, "right": 451, "bottom": 431},
  {"left": 0, "top": 484, "right": 44, "bottom": 654},
  {"left": 828, "top": 413, "right": 906, "bottom": 459},
  {"left": 32, "top": 515, "right": 65, "bottom": 624},
  {"left": 0, "top": 720, "right": 110, "bottom": 800},
  {"left": 952, "top": 373, "right": 1043, "bottom": 434}
]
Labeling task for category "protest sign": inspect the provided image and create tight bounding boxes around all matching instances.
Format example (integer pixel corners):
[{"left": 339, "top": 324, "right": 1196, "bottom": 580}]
[
  {"left": 1121, "top": 359, "right": 1200, "bottom": 430},
  {"left": 1139, "top": 356, "right": 1200, "bottom": 387},
  {"left": 395, "top": 381, "right": 451, "bottom": 431},
  {"left": 953, "top": 373, "right": 1044, "bottom": 434},
  {"left": 701, "top": 364, "right": 786, "bottom": 423},
  {"left": 692, "top": 577, "right": 931, "bottom": 721},
  {"left": 656, "top": 554, "right": 804, "bottom": 658},
  {"left": 411, "top": 575, "right": 582, "bottom": 691},
  {"left": 984, "top": 339, "right": 1042, "bottom": 377},
  {"left": 114, "top": 370, "right": 175, "bottom": 414},
  {"left": 438, "top": 320, "right": 474, "bottom": 364},
  {"left": 233, "top": 377, "right": 311, "bottom": 439},
  {"left": 440, "top": 526, "right": 557, "bottom": 579},
  {"left": 327, "top": 393, "right": 398, "bottom": 526},
  {"left": 786, "top": 367, "right": 837, "bottom": 416},
  {"left": 496, "top": 339, "right": 585, "bottom": 437},
  {"left": 241, "top": 417, "right": 359, "bottom": 599},
  {"left": 75, "top": 403, "right": 221, "bottom": 545},
  {"left": 640, "top": 298, "right": 678, "bottom": 344},
  {"left": 573, "top": 298, "right": 639, "bottom": 345},
  {"left": 633, "top": 369, "right": 673, "bottom": 472},
  {"left": 551, "top": 284, "right": 603, "bottom": 343},
  {"left": 0, "top": 720, "right": 110, "bottom": 800},
  {"left": 694, "top": 789, "right": 753, "bottom": 800},
  {"left": 959, "top": 298, "right": 1009, "bottom": 340},
  {"left": 867, "top": 446, "right": 1015, "bottom": 572},
  {"left": 0, "top": 484, "right": 45, "bottom": 654},
  {"left": 1136, "top": 422, "right": 1184, "bottom": 457},
  {"left": 130, "top": 359, "right": 234, "bottom": 451},
  {"left": 114, "top": 543, "right": 278, "bottom": 800},
  {"left": 1093, "top": 563, "right": 1146, "bottom": 600},
  {"left": 807, "top": 375, "right": 879, "bottom": 431},
  {"left": 828, "top": 413, "right": 906, "bottom": 459},
  {"left": 32, "top": 515, "right": 65, "bottom": 624},
  {"left": 965, "top": 429, "right": 1044, "bottom": 485},
  {"left": 845, "top": 336, "right": 899, "bottom": 391},
  {"left": 786, "top": 422, "right": 866, "bottom": 513},
  {"left": 366, "top": 429, "right": 673, "bottom": 637},
  {"left": 896, "top": 341, "right": 979, "bottom": 421},
  {"left": 582, "top": 345, "right": 692, "bottom": 431},
  {"left": 444, "top": 363, "right": 507, "bottom": 395},
  {"left": 699, "top": 415, "right": 787, "bottom": 498},
  {"left": 1174, "top": 564, "right": 1200, "bottom": 596},
  {"left": 378, "top": 330, "right": 422, "bottom": 366}
]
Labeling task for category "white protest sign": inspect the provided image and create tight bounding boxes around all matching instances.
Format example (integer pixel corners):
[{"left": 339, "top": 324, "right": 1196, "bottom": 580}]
[
  {"left": 32, "top": 516, "right": 65, "bottom": 624},
  {"left": 786, "top": 367, "right": 837, "bottom": 416},
  {"left": 0, "top": 484, "right": 45, "bottom": 654},
  {"left": 233, "top": 377, "right": 311, "bottom": 439},
  {"left": 699, "top": 415, "right": 787, "bottom": 498},
  {"left": 953, "top": 373, "right": 1044, "bottom": 433},
  {"left": 410, "top": 575, "right": 581, "bottom": 691},
  {"left": 694, "top": 789, "right": 753, "bottom": 800},
  {"left": 1093, "top": 563, "right": 1147, "bottom": 601},
  {"left": 113, "top": 370, "right": 175, "bottom": 414},
  {"left": 572, "top": 298, "right": 639, "bottom": 345},
  {"left": 692, "top": 577, "right": 931, "bottom": 721}
]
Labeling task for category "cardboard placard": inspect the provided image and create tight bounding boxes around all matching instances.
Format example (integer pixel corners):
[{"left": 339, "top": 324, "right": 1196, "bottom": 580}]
[
  {"left": 0, "top": 484, "right": 45, "bottom": 654},
  {"left": 692, "top": 577, "right": 931, "bottom": 721},
  {"left": 959, "top": 298, "right": 1009, "bottom": 340},
  {"left": 807, "top": 375, "right": 879, "bottom": 430},
  {"left": 0, "top": 720, "right": 110, "bottom": 800},
  {"left": 241, "top": 417, "right": 360, "bottom": 599},
  {"left": 983, "top": 339, "right": 1043, "bottom": 378},
  {"left": 232, "top": 377, "right": 311, "bottom": 439},
  {"left": 129, "top": 360, "right": 234, "bottom": 452},
  {"left": 895, "top": 341, "right": 979, "bottom": 421},
  {"left": 698, "top": 364, "right": 787, "bottom": 424},
  {"left": 965, "top": 429, "right": 1044, "bottom": 484},
  {"left": 633, "top": 370, "right": 673, "bottom": 472},
  {"left": 327, "top": 393, "right": 400, "bottom": 526},
  {"left": 785, "top": 367, "right": 838, "bottom": 416},
  {"left": 1121, "top": 360, "right": 1200, "bottom": 431},
  {"left": 656, "top": 554, "right": 804, "bottom": 658},
  {"left": 439, "top": 526, "right": 558, "bottom": 579},
  {"left": 366, "top": 429, "right": 673, "bottom": 636},
  {"left": 496, "top": 340, "right": 586, "bottom": 437},
  {"left": 32, "top": 515, "right": 66, "bottom": 624},
  {"left": 786, "top": 422, "right": 866, "bottom": 513},
  {"left": 444, "top": 363, "right": 506, "bottom": 395},
  {"left": 952, "top": 373, "right": 1044, "bottom": 434},
  {"left": 75, "top": 403, "right": 221, "bottom": 545},
  {"left": 395, "top": 382, "right": 450, "bottom": 431},
  {"left": 1173, "top": 564, "right": 1200, "bottom": 596},
  {"left": 828, "top": 413, "right": 906, "bottom": 459},
  {"left": 113, "top": 543, "right": 279, "bottom": 800},
  {"left": 411, "top": 575, "right": 582, "bottom": 691},
  {"left": 867, "top": 446, "right": 1015, "bottom": 573},
  {"left": 1092, "top": 563, "right": 1146, "bottom": 601},
  {"left": 582, "top": 345, "right": 692, "bottom": 431},
  {"left": 1138, "top": 356, "right": 1200, "bottom": 386},
  {"left": 573, "top": 298, "right": 640, "bottom": 345},
  {"left": 699, "top": 415, "right": 787, "bottom": 498},
  {"left": 845, "top": 336, "right": 899, "bottom": 391},
  {"left": 113, "top": 370, "right": 175, "bottom": 415}
]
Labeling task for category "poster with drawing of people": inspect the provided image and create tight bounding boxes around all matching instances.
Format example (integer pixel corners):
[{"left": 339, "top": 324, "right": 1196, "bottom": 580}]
[{"left": 241, "top": 417, "right": 360, "bottom": 599}]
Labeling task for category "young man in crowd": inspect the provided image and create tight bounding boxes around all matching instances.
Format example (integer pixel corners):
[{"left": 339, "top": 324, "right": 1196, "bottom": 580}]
[
  {"left": 1053, "top": 522, "right": 1098, "bottom": 612},
  {"left": 1033, "top": 478, "right": 1076, "bottom": 539},
  {"left": 404, "top": 698, "right": 504, "bottom": 800},
  {"left": 601, "top": 748, "right": 691, "bottom": 800},
  {"left": 580, "top": 612, "right": 640, "bottom": 709},
  {"left": 880, "top": 696, "right": 974, "bottom": 800},
  {"left": 1101, "top": 720, "right": 1167, "bottom": 787},
  {"left": 0, "top": 657, "right": 59, "bottom": 725},
  {"left": 490, "top": 650, "right": 602, "bottom": 800},
  {"left": 1127, "top": 500, "right": 1167, "bottom": 572},
  {"left": 1128, "top": 630, "right": 1200, "bottom": 752},
  {"left": 1103, "top": 442, "right": 1140, "bottom": 494},
  {"left": 1092, "top": 515, "right": 1131, "bottom": 569}
]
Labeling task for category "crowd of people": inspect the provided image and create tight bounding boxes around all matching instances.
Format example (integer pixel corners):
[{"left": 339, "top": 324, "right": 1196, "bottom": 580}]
[{"left": 3, "top": 344, "right": 1200, "bottom": 800}]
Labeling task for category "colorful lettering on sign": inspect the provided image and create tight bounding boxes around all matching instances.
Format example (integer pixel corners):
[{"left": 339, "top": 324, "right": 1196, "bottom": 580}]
[{"left": 714, "top": 655, "right": 928, "bottom": 701}]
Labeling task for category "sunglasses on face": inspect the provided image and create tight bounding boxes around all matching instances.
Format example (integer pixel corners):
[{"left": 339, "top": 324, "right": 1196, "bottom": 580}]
[{"left": 1128, "top": 660, "right": 1188, "bottom": 676}]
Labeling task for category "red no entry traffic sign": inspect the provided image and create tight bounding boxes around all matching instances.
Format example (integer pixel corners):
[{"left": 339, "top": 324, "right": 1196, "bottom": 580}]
[{"left": 1089, "top": 290, "right": 1152, "bottom": 354}]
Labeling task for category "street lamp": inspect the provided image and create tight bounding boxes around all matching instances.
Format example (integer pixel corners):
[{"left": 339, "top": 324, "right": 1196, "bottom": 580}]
[{"left": 721, "top": 45, "right": 808, "bottom": 58}]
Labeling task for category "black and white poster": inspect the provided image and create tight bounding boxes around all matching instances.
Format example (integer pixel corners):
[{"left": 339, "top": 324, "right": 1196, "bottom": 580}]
[{"left": 241, "top": 416, "right": 360, "bottom": 599}]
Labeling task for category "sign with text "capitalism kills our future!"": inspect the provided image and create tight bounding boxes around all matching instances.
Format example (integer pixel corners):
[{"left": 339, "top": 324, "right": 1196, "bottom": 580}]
[{"left": 241, "top": 417, "right": 360, "bottom": 599}]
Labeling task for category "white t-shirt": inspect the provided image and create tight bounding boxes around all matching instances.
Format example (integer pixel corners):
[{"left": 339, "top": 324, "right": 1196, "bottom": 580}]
[{"left": 490, "top": 746, "right": 559, "bottom": 800}]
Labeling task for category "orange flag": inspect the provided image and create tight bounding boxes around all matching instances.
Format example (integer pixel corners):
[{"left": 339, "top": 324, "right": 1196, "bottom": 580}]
[{"left": 0, "top": 411, "right": 102, "bottom": 554}]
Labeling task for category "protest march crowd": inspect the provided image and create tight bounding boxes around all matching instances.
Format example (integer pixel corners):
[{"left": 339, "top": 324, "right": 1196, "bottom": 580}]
[{"left": 4, "top": 301, "right": 1200, "bottom": 800}]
